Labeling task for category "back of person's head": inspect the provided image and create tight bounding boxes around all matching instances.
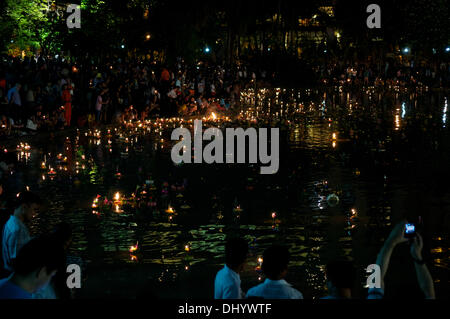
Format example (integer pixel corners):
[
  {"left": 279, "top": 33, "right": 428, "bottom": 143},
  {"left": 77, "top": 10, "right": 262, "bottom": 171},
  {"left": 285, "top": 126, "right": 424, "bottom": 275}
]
[
  {"left": 262, "top": 245, "right": 290, "bottom": 280},
  {"left": 15, "top": 191, "right": 41, "bottom": 209},
  {"left": 13, "top": 236, "right": 65, "bottom": 290},
  {"left": 325, "top": 259, "right": 356, "bottom": 289},
  {"left": 50, "top": 222, "right": 73, "bottom": 248},
  {"left": 0, "top": 152, "right": 17, "bottom": 167},
  {"left": 225, "top": 237, "right": 248, "bottom": 270}
]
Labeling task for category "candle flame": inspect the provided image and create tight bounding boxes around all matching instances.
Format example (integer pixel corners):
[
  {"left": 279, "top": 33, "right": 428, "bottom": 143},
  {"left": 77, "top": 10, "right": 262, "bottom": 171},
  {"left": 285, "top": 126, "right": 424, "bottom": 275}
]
[{"left": 129, "top": 242, "right": 139, "bottom": 253}]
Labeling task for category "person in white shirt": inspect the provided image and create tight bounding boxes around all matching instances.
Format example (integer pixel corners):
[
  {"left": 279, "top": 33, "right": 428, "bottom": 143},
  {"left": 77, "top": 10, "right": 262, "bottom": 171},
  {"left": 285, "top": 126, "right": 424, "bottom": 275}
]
[
  {"left": 2, "top": 191, "right": 41, "bottom": 273},
  {"left": 246, "top": 245, "right": 303, "bottom": 299},
  {"left": 214, "top": 238, "right": 248, "bottom": 299}
]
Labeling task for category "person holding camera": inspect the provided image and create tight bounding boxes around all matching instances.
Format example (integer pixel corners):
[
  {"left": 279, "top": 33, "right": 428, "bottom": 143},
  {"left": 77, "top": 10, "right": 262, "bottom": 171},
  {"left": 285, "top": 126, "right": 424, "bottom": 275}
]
[{"left": 369, "top": 221, "right": 435, "bottom": 299}]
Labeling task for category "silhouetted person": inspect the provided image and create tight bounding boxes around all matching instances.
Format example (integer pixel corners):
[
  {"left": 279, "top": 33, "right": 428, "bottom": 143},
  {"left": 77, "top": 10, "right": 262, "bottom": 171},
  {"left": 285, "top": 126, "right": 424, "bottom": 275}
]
[
  {"left": 0, "top": 236, "right": 65, "bottom": 298},
  {"left": 32, "top": 222, "right": 73, "bottom": 299},
  {"left": 214, "top": 237, "right": 248, "bottom": 299},
  {"left": 369, "top": 221, "right": 435, "bottom": 299},
  {"left": 322, "top": 259, "right": 356, "bottom": 299}
]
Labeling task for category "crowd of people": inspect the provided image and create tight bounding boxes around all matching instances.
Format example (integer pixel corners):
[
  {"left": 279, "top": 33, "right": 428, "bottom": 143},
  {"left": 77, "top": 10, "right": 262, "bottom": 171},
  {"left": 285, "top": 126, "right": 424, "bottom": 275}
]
[
  {"left": 214, "top": 222, "right": 436, "bottom": 300},
  {"left": 317, "top": 56, "right": 450, "bottom": 90},
  {"left": 0, "top": 53, "right": 445, "bottom": 299},
  {"left": 0, "top": 188, "right": 436, "bottom": 299},
  {"left": 1, "top": 53, "right": 449, "bottom": 138},
  {"left": 0, "top": 190, "right": 80, "bottom": 299},
  {"left": 0, "top": 55, "right": 252, "bottom": 138}
]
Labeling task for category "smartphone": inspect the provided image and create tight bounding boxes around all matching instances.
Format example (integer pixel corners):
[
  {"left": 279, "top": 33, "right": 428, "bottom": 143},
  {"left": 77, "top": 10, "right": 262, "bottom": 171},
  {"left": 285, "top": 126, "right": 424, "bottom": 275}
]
[{"left": 404, "top": 223, "right": 416, "bottom": 238}]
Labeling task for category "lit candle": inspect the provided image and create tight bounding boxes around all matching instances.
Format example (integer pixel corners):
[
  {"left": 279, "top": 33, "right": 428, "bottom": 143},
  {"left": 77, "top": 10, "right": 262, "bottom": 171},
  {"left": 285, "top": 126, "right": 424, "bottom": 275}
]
[
  {"left": 114, "top": 192, "right": 121, "bottom": 204},
  {"left": 165, "top": 205, "right": 175, "bottom": 214},
  {"left": 129, "top": 241, "right": 139, "bottom": 253}
]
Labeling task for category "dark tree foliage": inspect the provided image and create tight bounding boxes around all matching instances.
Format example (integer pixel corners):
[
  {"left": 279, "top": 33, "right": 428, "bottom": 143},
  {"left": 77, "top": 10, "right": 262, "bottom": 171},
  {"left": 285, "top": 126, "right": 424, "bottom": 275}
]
[{"left": 1, "top": 0, "right": 448, "bottom": 60}]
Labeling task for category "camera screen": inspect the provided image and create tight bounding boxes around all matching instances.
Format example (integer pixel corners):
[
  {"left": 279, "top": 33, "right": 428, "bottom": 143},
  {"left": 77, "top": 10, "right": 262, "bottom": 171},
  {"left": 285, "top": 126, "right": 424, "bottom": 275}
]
[{"left": 405, "top": 224, "right": 415, "bottom": 234}]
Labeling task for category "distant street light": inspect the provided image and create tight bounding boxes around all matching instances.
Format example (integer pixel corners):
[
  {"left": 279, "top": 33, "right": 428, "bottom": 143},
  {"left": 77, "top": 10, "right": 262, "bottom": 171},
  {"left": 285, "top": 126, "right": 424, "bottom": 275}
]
[
  {"left": 403, "top": 47, "right": 409, "bottom": 53},
  {"left": 204, "top": 46, "right": 210, "bottom": 53},
  {"left": 446, "top": 47, "right": 450, "bottom": 52},
  {"left": 121, "top": 44, "right": 125, "bottom": 49}
]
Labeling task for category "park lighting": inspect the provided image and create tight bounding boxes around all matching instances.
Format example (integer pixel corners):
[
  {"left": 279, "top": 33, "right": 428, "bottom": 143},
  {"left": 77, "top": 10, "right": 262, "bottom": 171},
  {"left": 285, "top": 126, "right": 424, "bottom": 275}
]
[
  {"left": 204, "top": 46, "right": 210, "bottom": 53},
  {"left": 446, "top": 47, "right": 450, "bottom": 52},
  {"left": 121, "top": 44, "right": 125, "bottom": 49},
  {"left": 403, "top": 47, "right": 409, "bottom": 54}
]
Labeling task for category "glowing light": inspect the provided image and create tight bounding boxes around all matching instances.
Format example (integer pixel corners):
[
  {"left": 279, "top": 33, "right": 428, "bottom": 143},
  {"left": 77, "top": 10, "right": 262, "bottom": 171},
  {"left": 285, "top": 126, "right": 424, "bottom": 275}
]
[
  {"left": 165, "top": 206, "right": 175, "bottom": 214},
  {"left": 395, "top": 114, "right": 400, "bottom": 130},
  {"left": 129, "top": 242, "right": 139, "bottom": 253},
  {"left": 443, "top": 97, "right": 448, "bottom": 128}
]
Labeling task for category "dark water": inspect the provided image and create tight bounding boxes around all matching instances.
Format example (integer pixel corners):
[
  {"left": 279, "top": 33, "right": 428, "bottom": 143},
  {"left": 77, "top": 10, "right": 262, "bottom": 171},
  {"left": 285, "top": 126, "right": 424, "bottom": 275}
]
[{"left": 5, "top": 86, "right": 449, "bottom": 298}]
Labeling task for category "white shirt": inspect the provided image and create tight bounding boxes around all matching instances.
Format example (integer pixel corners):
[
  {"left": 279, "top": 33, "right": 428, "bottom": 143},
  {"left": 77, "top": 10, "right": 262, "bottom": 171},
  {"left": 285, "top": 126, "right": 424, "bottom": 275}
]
[
  {"left": 26, "top": 119, "right": 37, "bottom": 131},
  {"left": 2, "top": 215, "right": 31, "bottom": 272},
  {"left": 214, "top": 265, "right": 243, "bottom": 299},
  {"left": 246, "top": 279, "right": 303, "bottom": 299},
  {"left": 167, "top": 89, "right": 177, "bottom": 99}
]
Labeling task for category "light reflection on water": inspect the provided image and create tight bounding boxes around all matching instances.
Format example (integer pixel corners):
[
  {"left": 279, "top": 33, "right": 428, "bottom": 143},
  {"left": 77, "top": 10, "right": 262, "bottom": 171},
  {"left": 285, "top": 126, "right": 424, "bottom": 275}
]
[{"left": 5, "top": 88, "right": 450, "bottom": 298}]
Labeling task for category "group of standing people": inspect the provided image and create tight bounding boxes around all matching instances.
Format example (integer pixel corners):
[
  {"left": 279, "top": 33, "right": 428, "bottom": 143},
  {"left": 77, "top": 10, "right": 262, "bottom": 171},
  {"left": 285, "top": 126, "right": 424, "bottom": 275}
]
[
  {"left": 215, "top": 221, "right": 435, "bottom": 300},
  {"left": 0, "top": 190, "right": 77, "bottom": 299}
]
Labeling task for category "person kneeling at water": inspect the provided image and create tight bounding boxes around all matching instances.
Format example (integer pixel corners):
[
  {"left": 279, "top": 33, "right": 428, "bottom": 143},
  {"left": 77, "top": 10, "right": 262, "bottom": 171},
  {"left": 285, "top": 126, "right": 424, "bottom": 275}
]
[
  {"left": 246, "top": 245, "right": 303, "bottom": 299},
  {"left": 214, "top": 238, "right": 248, "bottom": 299}
]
